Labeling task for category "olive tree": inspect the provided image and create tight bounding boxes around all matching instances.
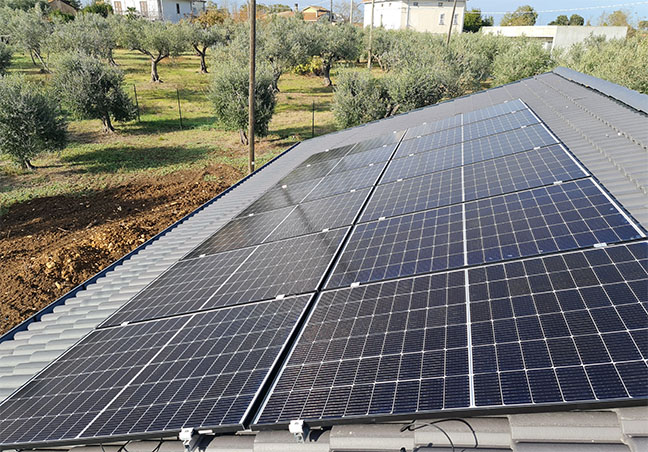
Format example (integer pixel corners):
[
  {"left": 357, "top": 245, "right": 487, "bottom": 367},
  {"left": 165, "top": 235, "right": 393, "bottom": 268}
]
[
  {"left": 118, "top": 18, "right": 188, "bottom": 82},
  {"left": 209, "top": 61, "right": 276, "bottom": 144},
  {"left": 183, "top": 20, "right": 231, "bottom": 73},
  {"left": 260, "top": 16, "right": 313, "bottom": 90},
  {"left": 0, "top": 75, "right": 67, "bottom": 170},
  {"left": 312, "top": 23, "right": 361, "bottom": 86},
  {"left": 6, "top": 6, "right": 52, "bottom": 72},
  {"left": 47, "top": 13, "right": 118, "bottom": 64},
  {"left": 52, "top": 53, "right": 137, "bottom": 132},
  {"left": 333, "top": 70, "right": 388, "bottom": 128},
  {"left": 385, "top": 64, "right": 450, "bottom": 115},
  {"left": 492, "top": 38, "right": 554, "bottom": 85}
]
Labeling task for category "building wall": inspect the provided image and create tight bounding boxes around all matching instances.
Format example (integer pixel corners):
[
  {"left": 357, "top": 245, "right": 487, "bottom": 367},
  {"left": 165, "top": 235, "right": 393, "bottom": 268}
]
[
  {"left": 363, "top": 0, "right": 465, "bottom": 34},
  {"left": 482, "top": 26, "right": 628, "bottom": 51},
  {"left": 109, "top": 0, "right": 204, "bottom": 22}
]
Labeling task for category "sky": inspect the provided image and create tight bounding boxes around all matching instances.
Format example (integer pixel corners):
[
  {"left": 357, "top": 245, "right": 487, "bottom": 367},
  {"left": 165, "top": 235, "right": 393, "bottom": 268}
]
[{"left": 242, "top": 0, "right": 648, "bottom": 25}]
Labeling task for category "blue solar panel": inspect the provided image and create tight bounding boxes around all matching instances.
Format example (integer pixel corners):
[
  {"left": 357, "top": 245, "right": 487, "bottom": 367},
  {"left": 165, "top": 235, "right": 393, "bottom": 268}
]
[
  {"left": 0, "top": 296, "right": 311, "bottom": 446},
  {"left": 254, "top": 241, "right": 647, "bottom": 425}
]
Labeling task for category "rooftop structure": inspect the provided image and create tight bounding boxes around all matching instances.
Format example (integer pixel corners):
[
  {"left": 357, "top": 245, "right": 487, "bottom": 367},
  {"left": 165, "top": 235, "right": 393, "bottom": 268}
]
[
  {"left": 481, "top": 26, "right": 628, "bottom": 52},
  {"left": 0, "top": 68, "right": 647, "bottom": 451}
]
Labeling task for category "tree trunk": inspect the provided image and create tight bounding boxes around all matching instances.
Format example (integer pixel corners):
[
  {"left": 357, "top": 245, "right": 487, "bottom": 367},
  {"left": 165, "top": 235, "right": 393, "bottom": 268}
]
[
  {"left": 108, "top": 48, "right": 118, "bottom": 67},
  {"left": 34, "top": 50, "right": 50, "bottom": 73},
  {"left": 22, "top": 159, "right": 36, "bottom": 171},
  {"left": 199, "top": 51, "right": 208, "bottom": 73},
  {"left": 239, "top": 129, "right": 248, "bottom": 145},
  {"left": 322, "top": 62, "right": 332, "bottom": 87},
  {"left": 102, "top": 115, "right": 116, "bottom": 133},
  {"left": 151, "top": 58, "right": 162, "bottom": 82},
  {"left": 272, "top": 71, "right": 281, "bottom": 92},
  {"left": 29, "top": 50, "right": 37, "bottom": 67}
]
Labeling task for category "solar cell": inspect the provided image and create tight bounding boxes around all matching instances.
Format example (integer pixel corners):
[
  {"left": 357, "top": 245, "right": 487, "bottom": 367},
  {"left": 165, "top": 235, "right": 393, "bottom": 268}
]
[
  {"left": 463, "top": 99, "right": 526, "bottom": 123},
  {"left": 404, "top": 115, "right": 462, "bottom": 140},
  {"left": 360, "top": 167, "right": 463, "bottom": 223},
  {"left": 0, "top": 296, "right": 311, "bottom": 447},
  {"left": 255, "top": 271, "right": 468, "bottom": 424},
  {"left": 237, "top": 178, "right": 321, "bottom": 217},
  {"left": 463, "top": 109, "right": 538, "bottom": 141},
  {"left": 301, "top": 163, "right": 386, "bottom": 203},
  {"left": 363, "top": 146, "right": 585, "bottom": 223},
  {"left": 186, "top": 206, "right": 294, "bottom": 257},
  {"left": 381, "top": 145, "right": 463, "bottom": 183},
  {"left": 326, "top": 205, "right": 464, "bottom": 289},
  {"left": 266, "top": 189, "right": 370, "bottom": 242},
  {"left": 465, "top": 178, "right": 644, "bottom": 266},
  {"left": 464, "top": 124, "right": 557, "bottom": 165},
  {"left": 104, "top": 228, "right": 348, "bottom": 326},
  {"left": 469, "top": 241, "right": 648, "bottom": 407}
]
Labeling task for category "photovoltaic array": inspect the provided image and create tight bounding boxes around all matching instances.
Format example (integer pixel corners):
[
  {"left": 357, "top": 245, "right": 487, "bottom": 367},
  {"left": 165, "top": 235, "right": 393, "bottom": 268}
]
[{"left": 0, "top": 99, "right": 645, "bottom": 449}]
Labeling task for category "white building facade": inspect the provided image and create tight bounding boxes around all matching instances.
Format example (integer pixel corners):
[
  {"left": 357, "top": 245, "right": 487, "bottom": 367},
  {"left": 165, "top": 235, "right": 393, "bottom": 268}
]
[
  {"left": 363, "top": 0, "right": 466, "bottom": 34},
  {"left": 109, "top": 0, "right": 205, "bottom": 22},
  {"left": 482, "top": 26, "right": 629, "bottom": 52}
]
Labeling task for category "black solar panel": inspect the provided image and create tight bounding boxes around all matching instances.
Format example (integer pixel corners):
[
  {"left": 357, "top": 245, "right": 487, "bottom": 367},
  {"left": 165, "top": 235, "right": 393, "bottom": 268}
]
[
  {"left": 104, "top": 228, "right": 348, "bottom": 326},
  {"left": 301, "top": 163, "right": 386, "bottom": 203},
  {"left": 464, "top": 124, "right": 557, "bottom": 164},
  {"left": 381, "top": 145, "right": 463, "bottom": 183},
  {"left": 237, "top": 178, "right": 321, "bottom": 217},
  {"left": 326, "top": 205, "right": 464, "bottom": 289},
  {"left": 0, "top": 296, "right": 311, "bottom": 446},
  {"left": 463, "top": 98, "right": 526, "bottom": 123},
  {"left": 404, "top": 115, "right": 462, "bottom": 140},
  {"left": 395, "top": 127, "right": 463, "bottom": 158},
  {"left": 254, "top": 241, "right": 647, "bottom": 425},
  {"left": 463, "top": 109, "right": 538, "bottom": 141},
  {"left": 465, "top": 178, "right": 643, "bottom": 266}
]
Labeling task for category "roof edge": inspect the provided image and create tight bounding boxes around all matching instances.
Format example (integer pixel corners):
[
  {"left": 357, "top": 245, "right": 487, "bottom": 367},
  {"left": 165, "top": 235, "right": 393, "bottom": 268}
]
[
  {"left": 553, "top": 66, "right": 648, "bottom": 114},
  {"left": 0, "top": 142, "right": 301, "bottom": 345}
]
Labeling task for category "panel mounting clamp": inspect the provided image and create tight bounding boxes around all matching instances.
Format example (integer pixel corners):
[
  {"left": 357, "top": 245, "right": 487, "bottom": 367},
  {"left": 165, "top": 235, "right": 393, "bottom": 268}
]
[
  {"left": 289, "top": 419, "right": 310, "bottom": 443},
  {"left": 179, "top": 427, "right": 200, "bottom": 452}
]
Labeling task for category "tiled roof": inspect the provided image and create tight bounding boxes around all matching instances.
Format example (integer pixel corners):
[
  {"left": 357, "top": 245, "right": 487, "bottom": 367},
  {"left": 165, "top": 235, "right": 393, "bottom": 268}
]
[{"left": 0, "top": 68, "right": 646, "bottom": 451}]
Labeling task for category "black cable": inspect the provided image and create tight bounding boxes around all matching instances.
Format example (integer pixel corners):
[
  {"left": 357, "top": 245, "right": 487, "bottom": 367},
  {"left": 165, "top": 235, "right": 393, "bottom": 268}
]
[{"left": 400, "top": 418, "right": 479, "bottom": 452}]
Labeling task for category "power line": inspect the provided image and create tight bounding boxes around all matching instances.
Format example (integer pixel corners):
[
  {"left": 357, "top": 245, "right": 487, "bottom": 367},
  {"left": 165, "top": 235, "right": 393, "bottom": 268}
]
[{"left": 480, "top": 1, "right": 648, "bottom": 15}]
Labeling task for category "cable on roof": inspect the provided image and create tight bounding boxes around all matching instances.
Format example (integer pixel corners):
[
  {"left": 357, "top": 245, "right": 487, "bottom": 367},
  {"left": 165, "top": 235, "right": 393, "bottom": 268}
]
[{"left": 400, "top": 418, "right": 478, "bottom": 452}]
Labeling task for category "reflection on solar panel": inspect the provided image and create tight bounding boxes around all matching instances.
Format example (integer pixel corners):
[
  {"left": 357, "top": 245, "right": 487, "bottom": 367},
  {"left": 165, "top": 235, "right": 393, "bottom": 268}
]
[
  {"left": 255, "top": 241, "right": 647, "bottom": 424},
  {"left": 1, "top": 99, "right": 646, "bottom": 450},
  {"left": 0, "top": 296, "right": 311, "bottom": 445},
  {"left": 104, "top": 228, "right": 348, "bottom": 326}
]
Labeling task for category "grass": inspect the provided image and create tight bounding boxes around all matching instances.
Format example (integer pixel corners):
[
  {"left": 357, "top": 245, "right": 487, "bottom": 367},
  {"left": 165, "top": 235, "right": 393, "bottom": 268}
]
[{"left": 0, "top": 49, "right": 340, "bottom": 213}]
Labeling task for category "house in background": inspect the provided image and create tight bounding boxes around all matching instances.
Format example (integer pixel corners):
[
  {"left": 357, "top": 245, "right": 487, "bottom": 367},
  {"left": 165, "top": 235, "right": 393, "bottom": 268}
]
[
  {"left": 108, "top": 0, "right": 206, "bottom": 22},
  {"left": 482, "top": 25, "right": 628, "bottom": 52},
  {"left": 363, "top": 0, "right": 465, "bottom": 33}
]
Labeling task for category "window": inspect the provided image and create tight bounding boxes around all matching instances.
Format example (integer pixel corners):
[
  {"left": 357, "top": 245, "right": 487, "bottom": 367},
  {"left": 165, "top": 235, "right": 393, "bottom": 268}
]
[
  {"left": 438, "top": 2, "right": 443, "bottom": 6},
  {"left": 439, "top": 13, "right": 445, "bottom": 25},
  {"left": 413, "top": 1, "right": 418, "bottom": 5},
  {"left": 113, "top": 0, "right": 122, "bottom": 14},
  {"left": 176, "top": 3, "right": 180, "bottom": 14},
  {"left": 139, "top": 1, "right": 147, "bottom": 16},
  {"left": 453, "top": 13, "right": 458, "bottom": 24}
]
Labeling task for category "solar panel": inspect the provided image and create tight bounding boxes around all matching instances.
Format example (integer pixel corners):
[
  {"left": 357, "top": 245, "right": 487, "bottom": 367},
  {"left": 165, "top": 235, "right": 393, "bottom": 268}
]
[
  {"left": 266, "top": 189, "right": 370, "bottom": 242},
  {"left": 463, "top": 109, "right": 538, "bottom": 141},
  {"left": 237, "top": 178, "right": 322, "bottom": 217},
  {"left": 360, "top": 167, "right": 463, "bottom": 223},
  {"left": 381, "top": 144, "right": 463, "bottom": 183},
  {"left": 0, "top": 296, "right": 311, "bottom": 446},
  {"left": 301, "top": 163, "right": 386, "bottom": 203},
  {"left": 279, "top": 159, "right": 345, "bottom": 185},
  {"left": 463, "top": 98, "right": 526, "bottom": 123},
  {"left": 464, "top": 124, "right": 557, "bottom": 164},
  {"left": 465, "top": 178, "right": 643, "bottom": 266},
  {"left": 326, "top": 205, "right": 464, "bottom": 289},
  {"left": 255, "top": 271, "right": 468, "bottom": 424},
  {"left": 363, "top": 145, "right": 585, "bottom": 223},
  {"left": 104, "top": 228, "right": 348, "bottom": 327},
  {"left": 395, "top": 127, "right": 463, "bottom": 158},
  {"left": 404, "top": 115, "right": 462, "bottom": 140},
  {"left": 254, "top": 241, "right": 647, "bottom": 425}
]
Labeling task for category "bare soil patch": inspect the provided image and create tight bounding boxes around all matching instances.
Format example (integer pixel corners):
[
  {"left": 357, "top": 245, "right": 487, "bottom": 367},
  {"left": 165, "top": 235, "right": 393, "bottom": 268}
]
[{"left": 0, "top": 165, "right": 242, "bottom": 334}]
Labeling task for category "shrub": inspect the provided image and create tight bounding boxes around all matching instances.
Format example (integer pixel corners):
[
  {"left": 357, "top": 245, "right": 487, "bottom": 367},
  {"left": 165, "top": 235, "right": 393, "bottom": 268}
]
[
  {"left": 0, "top": 75, "right": 67, "bottom": 170},
  {"left": 209, "top": 62, "right": 276, "bottom": 144},
  {"left": 52, "top": 53, "right": 136, "bottom": 132},
  {"left": 385, "top": 64, "right": 449, "bottom": 115},
  {"left": 333, "top": 70, "right": 388, "bottom": 128},
  {"left": 492, "top": 39, "right": 554, "bottom": 85}
]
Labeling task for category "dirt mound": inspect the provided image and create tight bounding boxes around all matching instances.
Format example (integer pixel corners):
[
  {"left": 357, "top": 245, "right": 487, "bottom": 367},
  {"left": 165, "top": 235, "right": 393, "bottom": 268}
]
[{"left": 0, "top": 165, "right": 242, "bottom": 334}]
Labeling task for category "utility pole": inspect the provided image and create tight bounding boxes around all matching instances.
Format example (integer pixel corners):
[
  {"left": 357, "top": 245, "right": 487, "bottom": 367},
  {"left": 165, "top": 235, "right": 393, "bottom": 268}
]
[
  {"left": 367, "top": 0, "right": 375, "bottom": 68},
  {"left": 349, "top": 0, "right": 353, "bottom": 23},
  {"left": 330, "top": 0, "right": 333, "bottom": 21},
  {"left": 446, "top": 0, "right": 458, "bottom": 46},
  {"left": 248, "top": 0, "right": 256, "bottom": 174}
]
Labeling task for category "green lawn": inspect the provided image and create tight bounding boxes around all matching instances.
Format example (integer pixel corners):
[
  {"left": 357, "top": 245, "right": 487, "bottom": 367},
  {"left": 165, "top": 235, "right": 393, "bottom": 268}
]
[{"left": 0, "top": 49, "right": 340, "bottom": 213}]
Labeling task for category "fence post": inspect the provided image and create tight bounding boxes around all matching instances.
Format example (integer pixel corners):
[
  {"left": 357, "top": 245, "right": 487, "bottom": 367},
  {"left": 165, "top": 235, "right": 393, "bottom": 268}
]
[
  {"left": 133, "top": 85, "right": 140, "bottom": 122},
  {"left": 312, "top": 100, "right": 315, "bottom": 138},
  {"left": 176, "top": 88, "right": 183, "bottom": 130}
]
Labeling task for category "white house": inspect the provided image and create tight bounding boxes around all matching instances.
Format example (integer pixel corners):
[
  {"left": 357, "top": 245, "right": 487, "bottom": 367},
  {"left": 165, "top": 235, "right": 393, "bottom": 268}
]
[
  {"left": 482, "top": 26, "right": 628, "bottom": 52},
  {"left": 363, "top": 0, "right": 465, "bottom": 34},
  {"left": 109, "top": 0, "right": 206, "bottom": 22}
]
